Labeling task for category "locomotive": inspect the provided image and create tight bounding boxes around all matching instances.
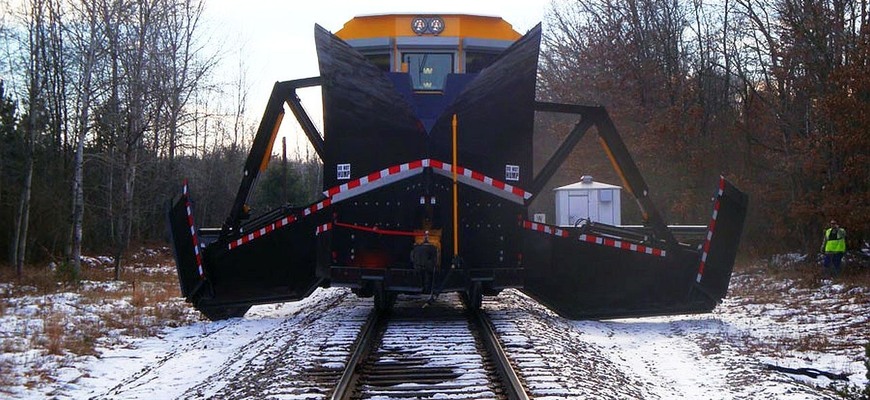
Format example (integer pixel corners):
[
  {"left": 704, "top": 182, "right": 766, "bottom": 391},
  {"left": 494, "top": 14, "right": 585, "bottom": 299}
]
[{"left": 168, "top": 14, "right": 748, "bottom": 321}]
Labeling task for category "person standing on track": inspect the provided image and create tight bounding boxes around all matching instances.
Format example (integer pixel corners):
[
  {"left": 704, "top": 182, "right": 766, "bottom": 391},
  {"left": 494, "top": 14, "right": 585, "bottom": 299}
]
[{"left": 821, "top": 219, "right": 847, "bottom": 277}]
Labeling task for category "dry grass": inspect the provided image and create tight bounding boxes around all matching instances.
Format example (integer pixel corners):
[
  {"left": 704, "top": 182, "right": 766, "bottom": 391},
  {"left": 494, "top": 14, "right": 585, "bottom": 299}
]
[
  {"left": 0, "top": 267, "right": 58, "bottom": 296},
  {"left": 65, "top": 322, "right": 103, "bottom": 357},
  {"left": 130, "top": 282, "right": 148, "bottom": 308},
  {"left": 840, "top": 265, "right": 870, "bottom": 286},
  {"left": 733, "top": 253, "right": 870, "bottom": 295},
  {"left": 0, "top": 248, "right": 196, "bottom": 360},
  {"left": 0, "top": 359, "right": 15, "bottom": 391},
  {"left": 42, "top": 314, "right": 66, "bottom": 356},
  {"left": 793, "top": 334, "right": 834, "bottom": 353},
  {"left": 726, "top": 253, "right": 870, "bottom": 366}
]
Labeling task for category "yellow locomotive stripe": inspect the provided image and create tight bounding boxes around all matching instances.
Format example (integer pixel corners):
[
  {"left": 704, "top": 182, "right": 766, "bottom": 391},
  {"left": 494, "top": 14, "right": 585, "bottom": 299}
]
[{"left": 336, "top": 14, "right": 520, "bottom": 42}]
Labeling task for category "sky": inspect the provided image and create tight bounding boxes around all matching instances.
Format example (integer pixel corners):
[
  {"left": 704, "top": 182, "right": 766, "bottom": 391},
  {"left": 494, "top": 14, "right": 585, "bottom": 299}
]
[{"left": 203, "top": 0, "right": 553, "bottom": 156}]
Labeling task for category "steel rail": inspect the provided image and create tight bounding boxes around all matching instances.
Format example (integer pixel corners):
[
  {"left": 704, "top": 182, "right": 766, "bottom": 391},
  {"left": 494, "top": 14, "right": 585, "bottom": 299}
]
[
  {"left": 331, "top": 310, "right": 381, "bottom": 400},
  {"left": 473, "top": 310, "right": 530, "bottom": 400},
  {"left": 333, "top": 302, "right": 526, "bottom": 399}
]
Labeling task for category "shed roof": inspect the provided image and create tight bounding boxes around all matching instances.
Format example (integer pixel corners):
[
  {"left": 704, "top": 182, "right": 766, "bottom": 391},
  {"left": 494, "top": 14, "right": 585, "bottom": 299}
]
[{"left": 554, "top": 180, "right": 622, "bottom": 191}]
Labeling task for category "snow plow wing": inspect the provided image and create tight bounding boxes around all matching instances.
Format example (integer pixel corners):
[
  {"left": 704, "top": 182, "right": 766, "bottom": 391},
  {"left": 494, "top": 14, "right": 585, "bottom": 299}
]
[
  {"left": 521, "top": 178, "right": 748, "bottom": 319},
  {"left": 168, "top": 185, "right": 325, "bottom": 320}
]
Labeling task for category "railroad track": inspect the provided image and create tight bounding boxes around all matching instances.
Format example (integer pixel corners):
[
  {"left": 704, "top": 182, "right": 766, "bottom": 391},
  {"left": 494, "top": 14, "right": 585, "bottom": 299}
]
[{"left": 331, "top": 294, "right": 529, "bottom": 399}]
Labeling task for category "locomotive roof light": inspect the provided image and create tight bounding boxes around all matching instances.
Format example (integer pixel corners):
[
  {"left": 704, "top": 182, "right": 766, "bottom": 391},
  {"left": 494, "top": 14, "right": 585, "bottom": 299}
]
[{"left": 411, "top": 16, "right": 445, "bottom": 36}]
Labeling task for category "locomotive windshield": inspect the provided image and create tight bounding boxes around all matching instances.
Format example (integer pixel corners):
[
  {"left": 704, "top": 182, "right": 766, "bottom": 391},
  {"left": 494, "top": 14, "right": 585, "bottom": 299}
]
[{"left": 402, "top": 53, "right": 453, "bottom": 91}]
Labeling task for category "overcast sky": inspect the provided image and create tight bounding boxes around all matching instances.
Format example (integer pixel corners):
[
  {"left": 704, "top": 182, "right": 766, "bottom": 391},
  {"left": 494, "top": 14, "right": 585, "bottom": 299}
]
[{"left": 203, "top": 0, "right": 552, "bottom": 156}]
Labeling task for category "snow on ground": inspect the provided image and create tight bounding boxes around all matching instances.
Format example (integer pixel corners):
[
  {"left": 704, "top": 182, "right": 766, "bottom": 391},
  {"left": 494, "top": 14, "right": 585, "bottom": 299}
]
[{"left": 1, "top": 256, "right": 868, "bottom": 399}]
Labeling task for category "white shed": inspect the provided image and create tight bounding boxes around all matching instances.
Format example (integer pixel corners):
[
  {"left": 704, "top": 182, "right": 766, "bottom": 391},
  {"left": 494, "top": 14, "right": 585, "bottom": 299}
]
[{"left": 554, "top": 175, "right": 622, "bottom": 227}]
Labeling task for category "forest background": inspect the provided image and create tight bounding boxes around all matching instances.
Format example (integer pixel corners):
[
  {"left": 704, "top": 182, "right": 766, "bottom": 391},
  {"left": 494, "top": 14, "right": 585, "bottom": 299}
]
[{"left": 0, "top": 0, "right": 867, "bottom": 278}]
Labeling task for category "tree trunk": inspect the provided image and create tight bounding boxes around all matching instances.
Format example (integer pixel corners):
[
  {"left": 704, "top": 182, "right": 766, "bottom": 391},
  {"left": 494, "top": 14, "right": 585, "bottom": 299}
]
[
  {"left": 14, "top": 153, "right": 33, "bottom": 277},
  {"left": 15, "top": 108, "right": 35, "bottom": 276},
  {"left": 69, "top": 35, "right": 95, "bottom": 278},
  {"left": 69, "top": 126, "right": 85, "bottom": 276},
  {"left": 113, "top": 0, "right": 155, "bottom": 280},
  {"left": 15, "top": 0, "right": 44, "bottom": 277}
]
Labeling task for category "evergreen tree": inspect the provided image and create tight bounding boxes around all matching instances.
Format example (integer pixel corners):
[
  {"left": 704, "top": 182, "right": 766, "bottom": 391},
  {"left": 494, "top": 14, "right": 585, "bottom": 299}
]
[{"left": 0, "top": 81, "right": 21, "bottom": 264}]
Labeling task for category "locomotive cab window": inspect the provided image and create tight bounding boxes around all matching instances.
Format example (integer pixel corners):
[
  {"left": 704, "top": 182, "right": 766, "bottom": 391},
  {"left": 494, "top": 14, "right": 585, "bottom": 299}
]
[
  {"left": 364, "top": 53, "right": 391, "bottom": 72},
  {"left": 402, "top": 53, "right": 453, "bottom": 91},
  {"left": 465, "top": 51, "right": 500, "bottom": 73}
]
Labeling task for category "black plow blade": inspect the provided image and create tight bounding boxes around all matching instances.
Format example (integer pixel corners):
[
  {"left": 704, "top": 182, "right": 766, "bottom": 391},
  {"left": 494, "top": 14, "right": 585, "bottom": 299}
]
[
  {"left": 521, "top": 178, "right": 748, "bottom": 320},
  {"left": 168, "top": 185, "right": 327, "bottom": 320}
]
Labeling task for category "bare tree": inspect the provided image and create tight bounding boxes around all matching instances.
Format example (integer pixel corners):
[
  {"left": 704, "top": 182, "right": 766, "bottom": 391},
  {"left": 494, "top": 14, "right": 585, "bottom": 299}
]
[
  {"left": 0, "top": 0, "right": 235, "bottom": 267},
  {"left": 65, "top": 0, "right": 103, "bottom": 277},
  {"left": 111, "top": 0, "right": 154, "bottom": 279},
  {"left": 231, "top": 47, "right": 249, "bottom": 150},
  {"left": 1, "top": 1, "right": 20, "bottom": 91},
  {"left": 728, "top": 0, "right": 867, "bottom": 248},
  {"left": 542, "top": 0, "right": 868, "bottom": 251},
  {"left": 101, "top": 0, "right": 214, "bottom": 278},
  {"left": 159, "top": 0, "right": 212, "bottom": 162},
  {"left": 12, "top": 0, "right": 50, "bottom": 276}
]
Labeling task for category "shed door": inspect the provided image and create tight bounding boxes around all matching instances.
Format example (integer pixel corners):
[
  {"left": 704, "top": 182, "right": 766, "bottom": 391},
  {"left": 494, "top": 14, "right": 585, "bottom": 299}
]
[
  {"left": 568, "top": 194, "right": 589, "bottom": 226},
  {"left": 598, "top": 189, "right": 613, "bottom": 225}
]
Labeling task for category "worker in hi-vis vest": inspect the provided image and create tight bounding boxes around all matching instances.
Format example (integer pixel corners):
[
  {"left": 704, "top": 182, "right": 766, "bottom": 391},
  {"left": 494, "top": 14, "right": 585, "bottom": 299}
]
[{"left": 821, "top": 219, "right": 847, "bottom": 277}]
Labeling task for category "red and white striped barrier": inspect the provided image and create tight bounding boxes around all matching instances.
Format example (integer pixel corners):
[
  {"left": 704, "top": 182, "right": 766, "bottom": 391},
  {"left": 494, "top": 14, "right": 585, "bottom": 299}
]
[
  {"left": 578, "top": 233, "right": 667, "bottom": 257},
  {"left": 182, "top": 181, "right": 204, "bottom": 279},
  {"left": 228, "top": 198, "right": 333, "bottom": 250},
  {"left": 304, "top": 198, "right": 332, "bottom": 216},
  {"left": 229, "top": 159, "right": 535, "bottom": 249},
  {"left": 316, "top": 222, "right": 332, "bottom": 236},
  {"left": 228, "top": 215, "right": 298, "bottom": 250},
  {"left": 427, "top": 159, "right": 532, "bottom": 204},
  {"left": 321, "top": 159, "right": 533, "bottom": 205},
  {"left": 324, "top": 160, "right": 426, "bottom": 203},
  {"left": 521, "top": 220, "right": 569, "bottom": 238},
  {"left": 522, "top": 218, "right": 667, "bottom": 257},
  {"left": 696, "top": 177, "right": 725, "bottom": 283}
]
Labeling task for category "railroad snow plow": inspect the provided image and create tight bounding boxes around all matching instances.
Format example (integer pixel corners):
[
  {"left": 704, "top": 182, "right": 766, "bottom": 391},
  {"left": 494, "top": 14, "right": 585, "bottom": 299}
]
[{"left": 168, "top": 14, "right": 748, "bottom": 321}]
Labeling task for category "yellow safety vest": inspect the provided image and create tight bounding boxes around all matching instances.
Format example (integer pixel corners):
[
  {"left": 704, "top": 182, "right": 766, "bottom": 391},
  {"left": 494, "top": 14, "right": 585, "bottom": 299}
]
[{"left": 824, "top": 228, "right": 846, "bottom": 253}]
